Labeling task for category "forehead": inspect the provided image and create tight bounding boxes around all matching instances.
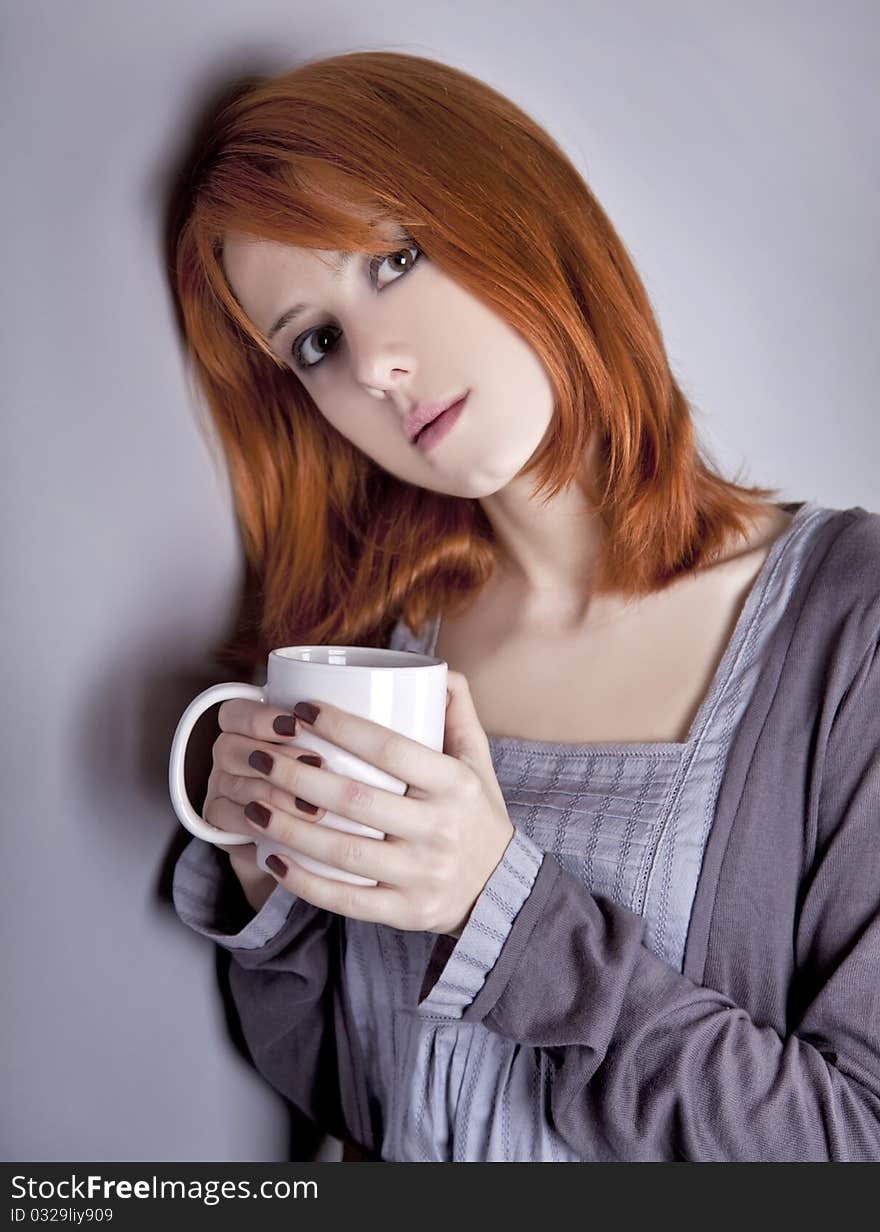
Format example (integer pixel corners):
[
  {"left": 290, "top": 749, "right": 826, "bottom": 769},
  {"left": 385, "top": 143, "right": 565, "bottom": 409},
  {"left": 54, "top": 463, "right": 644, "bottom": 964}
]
[
  {"left": 221, "top": 233, "right": 343, "bottom": 333},
  {"left": 222, "top": 233, "right": 341, "bottom": 291}
]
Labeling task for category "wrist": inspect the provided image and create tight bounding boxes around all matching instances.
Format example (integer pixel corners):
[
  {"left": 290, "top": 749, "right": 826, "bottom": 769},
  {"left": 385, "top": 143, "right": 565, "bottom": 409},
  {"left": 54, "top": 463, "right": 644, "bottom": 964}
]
[
  {"left": 241, "top": 874, "right": 276, "bottom": 914},
  {"left": 229, "top": 855, "right": 276, "bottom": 914}
]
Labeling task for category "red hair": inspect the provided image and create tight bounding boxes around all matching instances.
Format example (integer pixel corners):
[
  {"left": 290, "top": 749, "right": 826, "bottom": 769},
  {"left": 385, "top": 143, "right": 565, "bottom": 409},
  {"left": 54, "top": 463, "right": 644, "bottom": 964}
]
[{"left": 171, "top": 50, "right": 778, "bottom": 675}]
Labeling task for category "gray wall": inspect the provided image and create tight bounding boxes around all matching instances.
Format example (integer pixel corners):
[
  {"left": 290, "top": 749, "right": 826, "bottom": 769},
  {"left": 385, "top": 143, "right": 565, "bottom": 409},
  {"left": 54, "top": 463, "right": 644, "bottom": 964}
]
[{"left": 3, "top": 0, "right": 877, "bottom": 1161}]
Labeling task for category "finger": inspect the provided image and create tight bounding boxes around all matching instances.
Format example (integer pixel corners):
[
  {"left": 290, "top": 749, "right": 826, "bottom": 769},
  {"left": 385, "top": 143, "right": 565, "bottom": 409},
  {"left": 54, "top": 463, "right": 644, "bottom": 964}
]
[
  {"left": 289, "top": 698, "right": 453, "bottom": 795},
  {"left": 263, "top": 849, "right": 406, "bottom": 926},
  {"left": 217, "top": 697, "right": 303, "bottom": 743},
  {"left": 203, "top": 793, "right": 258, "bottom": 848},
  {"left": 210, "top": 767, "right": 328, "bottom": 824},
  {"left": 214, "top": 732, "right": 330, "bottom": 781},
  {"left": 243, "top": 746, "right": 419, "bottom": 840},
  {"left": 205, "top": 788, "right": 326, "bottom": 840},
  {"left": 243, "top": 801, "right": 411, "bottom": 886}
]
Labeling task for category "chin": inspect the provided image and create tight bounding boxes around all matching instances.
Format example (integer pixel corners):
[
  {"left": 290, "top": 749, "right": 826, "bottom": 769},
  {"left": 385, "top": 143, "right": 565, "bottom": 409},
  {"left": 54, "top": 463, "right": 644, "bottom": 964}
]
[
  {"left": 469, "top": 454, "right": 541, "bottom": 498},
  {"left": 425, "top": 463, "right": 515, "bottom": 499},
  {"left": 465, "top": 475, "right": 518, "bottom": 499}
]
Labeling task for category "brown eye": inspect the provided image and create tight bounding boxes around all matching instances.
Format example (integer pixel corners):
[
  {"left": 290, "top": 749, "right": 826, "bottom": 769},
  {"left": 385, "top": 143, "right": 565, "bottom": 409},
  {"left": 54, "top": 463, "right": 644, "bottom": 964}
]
[{"left": 373, "top": 243, "right": 422, "bottom": 289}]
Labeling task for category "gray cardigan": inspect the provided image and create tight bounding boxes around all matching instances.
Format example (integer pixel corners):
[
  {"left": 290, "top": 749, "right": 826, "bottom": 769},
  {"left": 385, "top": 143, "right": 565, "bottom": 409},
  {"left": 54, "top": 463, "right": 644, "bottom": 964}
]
[{"left": 173, "top": 504, "right": 880, "bottom": 1160}]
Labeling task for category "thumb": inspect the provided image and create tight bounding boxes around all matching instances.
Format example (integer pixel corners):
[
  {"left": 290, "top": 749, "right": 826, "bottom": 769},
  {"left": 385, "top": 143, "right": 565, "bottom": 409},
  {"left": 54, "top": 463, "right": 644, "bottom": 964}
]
[{"left": 442, "top": 669, "right": 493, "bottom": 772}]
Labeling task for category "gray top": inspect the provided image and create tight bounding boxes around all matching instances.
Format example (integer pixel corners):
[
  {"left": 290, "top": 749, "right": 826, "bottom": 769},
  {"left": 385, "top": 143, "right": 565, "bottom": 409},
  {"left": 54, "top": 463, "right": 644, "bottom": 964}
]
[
  {"left": 172, "top": 501, "right": 880, "bottom": 1160},
  {"left": 338, "top": 500, "right": 831, "bottom": 1159}
]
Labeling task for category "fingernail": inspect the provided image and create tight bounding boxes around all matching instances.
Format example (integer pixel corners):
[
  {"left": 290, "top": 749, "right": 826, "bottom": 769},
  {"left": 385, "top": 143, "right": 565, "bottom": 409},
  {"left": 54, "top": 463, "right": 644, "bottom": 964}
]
[
  {"left": 293, "top": 702, "right": 320, "bottom": 724},
  {"left": 297, "top": 753, "right": 321, "bottom": 767},
  {"left": 244, "top": 801, "right": 271, "bottom": 828},
  {"left": 249, "top": 750, "right": 274, "bottom": 775},
  {"left": 295, "top": 797, "right": 319, "bottom": 816},
  {"left": 272, "top": 714, "right": 297, "bottom": 736},
  {"left": 266, "top": 854, "right": 288, "bottom": 877}
]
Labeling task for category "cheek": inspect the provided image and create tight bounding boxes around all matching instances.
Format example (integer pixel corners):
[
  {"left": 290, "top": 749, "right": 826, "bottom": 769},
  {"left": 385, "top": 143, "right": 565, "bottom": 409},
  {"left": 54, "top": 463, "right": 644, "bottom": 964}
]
[
  {"left": 473, "top": 307, "right": 556, "bottom": 404},
  {"left": 307, "top": 389, "right": 366, "bottom": 442},
  {"left": 490, "top": 343, "right": 556, "bottom": 440},
  {"left": 318, "top": 399, "right": 413, "bottom": 470},
  {"left": 510, "top": 335, "right": 556, "bottom": 405}
]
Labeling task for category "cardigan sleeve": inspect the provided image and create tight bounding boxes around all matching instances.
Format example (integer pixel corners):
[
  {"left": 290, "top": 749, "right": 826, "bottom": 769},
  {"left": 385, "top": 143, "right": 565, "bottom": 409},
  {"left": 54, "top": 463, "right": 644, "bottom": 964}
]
[
  {"left": 172, "top": 836, "right": 364, "bottom": 1146},
  {"left": 418, "top": 634, "right": 880, "bottom": 1161}
]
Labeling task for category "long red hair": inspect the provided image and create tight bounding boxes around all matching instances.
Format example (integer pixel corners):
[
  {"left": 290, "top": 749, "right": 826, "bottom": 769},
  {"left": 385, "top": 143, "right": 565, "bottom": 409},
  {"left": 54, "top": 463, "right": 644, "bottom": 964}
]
[{"left": 171, "top": 50, "right": 778, "bottom": 675}]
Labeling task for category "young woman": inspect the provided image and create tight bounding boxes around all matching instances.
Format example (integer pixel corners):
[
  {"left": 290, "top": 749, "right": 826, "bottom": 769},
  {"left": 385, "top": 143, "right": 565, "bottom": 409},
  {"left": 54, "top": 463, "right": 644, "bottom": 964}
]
[{"left": 169, "top": 50, "right": 880, "bottom": 1161}]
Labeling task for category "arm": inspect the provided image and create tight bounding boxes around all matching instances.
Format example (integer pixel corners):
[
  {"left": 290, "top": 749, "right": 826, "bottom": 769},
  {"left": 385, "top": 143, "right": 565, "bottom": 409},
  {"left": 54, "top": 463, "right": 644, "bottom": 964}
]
[
  {"left": 418, "top": 638, "right": 880, "bottom": 1161},
  {"left": 172, "top": 837, "right": 368, "bottom": 1146}
]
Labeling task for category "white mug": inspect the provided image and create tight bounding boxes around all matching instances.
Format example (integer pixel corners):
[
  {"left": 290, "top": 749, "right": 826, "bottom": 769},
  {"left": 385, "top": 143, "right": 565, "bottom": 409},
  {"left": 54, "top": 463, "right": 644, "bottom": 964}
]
[{"left": 168, "top": 645, "right": 448, "bottom": 886}]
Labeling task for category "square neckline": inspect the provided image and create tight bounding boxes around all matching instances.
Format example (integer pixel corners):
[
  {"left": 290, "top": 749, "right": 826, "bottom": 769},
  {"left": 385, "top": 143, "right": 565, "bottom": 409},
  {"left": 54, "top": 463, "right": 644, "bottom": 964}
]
[{"left": 426, "top": 500, "right": 817, "bottom": 757}]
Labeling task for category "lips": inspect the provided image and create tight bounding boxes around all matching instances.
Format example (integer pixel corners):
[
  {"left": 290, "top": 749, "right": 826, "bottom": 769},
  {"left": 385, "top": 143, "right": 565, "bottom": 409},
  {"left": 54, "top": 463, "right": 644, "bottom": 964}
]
[{"left": 404, "top": 393, "right": 469, "bottom": 442}]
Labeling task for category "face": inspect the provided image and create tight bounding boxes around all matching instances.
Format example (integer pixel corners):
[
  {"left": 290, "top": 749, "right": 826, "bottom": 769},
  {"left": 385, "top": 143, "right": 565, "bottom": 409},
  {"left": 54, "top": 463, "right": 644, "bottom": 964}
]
[{"left": 221, "top": 230, "right": 556, "bottom": 499}]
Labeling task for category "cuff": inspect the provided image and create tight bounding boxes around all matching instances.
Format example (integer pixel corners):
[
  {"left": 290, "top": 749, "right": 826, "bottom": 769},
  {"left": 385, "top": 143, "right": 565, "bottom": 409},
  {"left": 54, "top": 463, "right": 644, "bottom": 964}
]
[
  {"left": 172, "top": 835, "right": 299, "bottom": 951},
  {"left": 417, "top": 829, "right": 544, "bottom": 1018}
]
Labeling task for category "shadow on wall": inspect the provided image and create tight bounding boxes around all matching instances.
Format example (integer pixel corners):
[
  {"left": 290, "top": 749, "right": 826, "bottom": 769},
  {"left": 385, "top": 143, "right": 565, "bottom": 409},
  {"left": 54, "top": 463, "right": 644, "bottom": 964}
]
[{"left": 143, "top": 50, "right": 340, "bottom": 1163}]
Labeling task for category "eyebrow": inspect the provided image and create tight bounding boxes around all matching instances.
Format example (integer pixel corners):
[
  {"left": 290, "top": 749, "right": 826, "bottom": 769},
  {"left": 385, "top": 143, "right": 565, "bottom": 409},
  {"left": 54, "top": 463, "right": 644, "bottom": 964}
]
[{"left": 267, "top": 251, "right": 355, "bottom": 341}]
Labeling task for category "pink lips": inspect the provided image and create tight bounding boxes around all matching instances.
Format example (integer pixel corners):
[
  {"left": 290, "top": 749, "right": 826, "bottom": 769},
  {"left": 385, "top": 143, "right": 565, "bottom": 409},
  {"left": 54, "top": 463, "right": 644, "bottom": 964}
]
[
  {"left": 413, "top": 393, "right": 468, "bottom": 453},
  {"left": 405, "top": 392, "right": 469, "bottom": 443}
]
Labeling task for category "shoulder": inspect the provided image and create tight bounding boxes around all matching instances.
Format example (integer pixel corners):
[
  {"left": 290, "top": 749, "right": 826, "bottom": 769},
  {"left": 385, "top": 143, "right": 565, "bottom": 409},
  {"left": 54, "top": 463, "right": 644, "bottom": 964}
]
[
  {"left": 798, "top": 505, "right": 880, "bottom": 628},
  {"left": 812, "top": 505, "right": 880, "bottom": 587},
  {"left": 781, "top": 505, "right": 880, "bottom": 704}
]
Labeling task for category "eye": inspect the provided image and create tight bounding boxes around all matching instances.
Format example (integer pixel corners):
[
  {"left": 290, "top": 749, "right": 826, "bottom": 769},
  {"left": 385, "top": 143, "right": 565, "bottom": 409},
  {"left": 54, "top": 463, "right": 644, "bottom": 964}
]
[
  {"left": 292, "top": 324, "right": 342, "bottom": 372},
  {"left": 291, "top": 242, "right": 422, "bottom": 372},
  {"left": 371, "top": 242, "right": 422, "bottom": 289}
]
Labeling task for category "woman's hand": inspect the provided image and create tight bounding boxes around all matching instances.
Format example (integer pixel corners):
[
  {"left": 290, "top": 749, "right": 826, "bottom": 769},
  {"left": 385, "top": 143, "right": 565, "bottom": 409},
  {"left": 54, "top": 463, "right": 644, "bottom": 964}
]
[
  {"left": 236, "top": 670, "right": 515, "bottom": 938},
  {"left": 203, "top": 699, "right": 340, "bottom": 914}
]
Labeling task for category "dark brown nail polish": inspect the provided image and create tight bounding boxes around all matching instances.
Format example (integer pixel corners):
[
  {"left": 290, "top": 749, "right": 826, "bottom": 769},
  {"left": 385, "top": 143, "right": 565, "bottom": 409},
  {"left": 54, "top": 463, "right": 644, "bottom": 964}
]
[
  {"left": 244, "top": 801, "right": 271, "bottom": 828},
  {"left": 266, "top": 854, "right": 288, "bottom": 877},
  {"left": 293, "top": 701, "right": 320, "bottom": 724},
  {"left": 297, "top": 754, "right": 321, "bottom": 767},
  {"left": 248, "top": 750, "right": 274, "bottom": 775},
  {"left": 296, "top": 797, "right": 319, "bottom": 816},
  {"left": 272, "top": 714, "right": 297, "bottom": 736}
]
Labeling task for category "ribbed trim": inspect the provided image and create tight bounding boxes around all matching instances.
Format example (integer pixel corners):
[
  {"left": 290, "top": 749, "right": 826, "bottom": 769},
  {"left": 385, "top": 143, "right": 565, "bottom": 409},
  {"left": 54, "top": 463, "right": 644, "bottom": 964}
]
[
  {"left": 417, "top": 830, "right": 544, "bottom": 1018},
  {"left": 171, "top": 835, "right": 298, "bottom": 951}
]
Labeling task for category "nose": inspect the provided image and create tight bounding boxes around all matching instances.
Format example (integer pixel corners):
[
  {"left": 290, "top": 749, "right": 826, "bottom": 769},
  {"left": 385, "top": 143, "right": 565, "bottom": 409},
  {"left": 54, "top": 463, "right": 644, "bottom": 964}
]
[{"left": 349, "top": 333, "right": 416, "bottom": 402}]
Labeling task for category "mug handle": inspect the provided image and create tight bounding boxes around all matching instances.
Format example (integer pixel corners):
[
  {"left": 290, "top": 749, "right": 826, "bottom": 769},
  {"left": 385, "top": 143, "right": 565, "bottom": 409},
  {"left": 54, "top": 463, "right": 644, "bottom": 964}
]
[
  {"left": 168, "top": 681, "right": 264, "bottom": 846},
  {"left": 167, "top": 681, "right": 381, "bottom": 888}
]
